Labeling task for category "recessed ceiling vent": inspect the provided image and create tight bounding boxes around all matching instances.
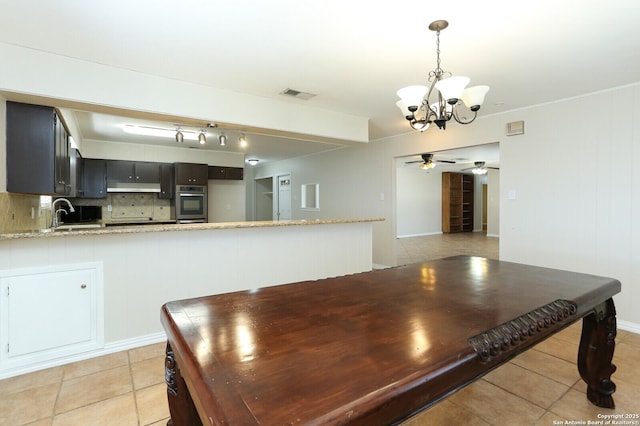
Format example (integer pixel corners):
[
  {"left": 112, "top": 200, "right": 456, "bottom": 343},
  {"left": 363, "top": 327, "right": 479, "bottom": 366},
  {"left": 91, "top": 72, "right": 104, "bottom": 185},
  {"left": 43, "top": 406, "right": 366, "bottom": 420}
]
[{"left": 280, "top": 88, "right": 316, "bottom": 100}]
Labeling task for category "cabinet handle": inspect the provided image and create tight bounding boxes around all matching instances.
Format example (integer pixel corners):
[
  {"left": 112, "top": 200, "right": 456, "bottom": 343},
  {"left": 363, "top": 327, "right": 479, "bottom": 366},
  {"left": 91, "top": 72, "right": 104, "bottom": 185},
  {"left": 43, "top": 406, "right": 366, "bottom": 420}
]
[{"left": 81, "top": 284, "right": 87, "bottom": 289}]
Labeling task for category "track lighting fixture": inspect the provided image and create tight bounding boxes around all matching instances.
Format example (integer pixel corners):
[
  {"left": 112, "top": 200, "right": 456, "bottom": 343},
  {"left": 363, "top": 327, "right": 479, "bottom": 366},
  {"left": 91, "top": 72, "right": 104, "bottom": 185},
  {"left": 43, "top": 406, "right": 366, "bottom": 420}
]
[{"left": 123, "top": 123, "right": 248, "bottom": 148}]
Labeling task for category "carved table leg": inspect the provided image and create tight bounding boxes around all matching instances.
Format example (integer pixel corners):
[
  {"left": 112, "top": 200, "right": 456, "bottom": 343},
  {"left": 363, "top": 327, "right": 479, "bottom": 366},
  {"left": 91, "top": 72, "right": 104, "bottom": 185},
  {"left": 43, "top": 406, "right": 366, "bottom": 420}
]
[
  {"left": 577, "top": 298, "right": 617, "bottom": 409},
  {"left": 165, "top": 342, "right": 203, "bottom": 426}
]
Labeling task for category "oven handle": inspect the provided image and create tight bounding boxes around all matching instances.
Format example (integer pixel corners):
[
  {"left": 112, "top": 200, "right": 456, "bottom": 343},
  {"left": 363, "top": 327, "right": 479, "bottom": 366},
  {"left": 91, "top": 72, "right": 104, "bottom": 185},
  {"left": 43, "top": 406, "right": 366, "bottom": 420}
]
[
  {"left": 177, "top": 219, "right": 206, "bottom": 224},
  {"left": 179, "top": 193, "right": 205, "bottom": 197}
]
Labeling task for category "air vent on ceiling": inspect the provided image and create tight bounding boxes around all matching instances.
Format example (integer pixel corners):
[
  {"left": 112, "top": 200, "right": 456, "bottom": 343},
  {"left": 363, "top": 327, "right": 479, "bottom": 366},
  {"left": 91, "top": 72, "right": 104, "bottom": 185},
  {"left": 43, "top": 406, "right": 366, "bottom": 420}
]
[{"left": 280, "top": 88, "right": 316, "bottom": 100}]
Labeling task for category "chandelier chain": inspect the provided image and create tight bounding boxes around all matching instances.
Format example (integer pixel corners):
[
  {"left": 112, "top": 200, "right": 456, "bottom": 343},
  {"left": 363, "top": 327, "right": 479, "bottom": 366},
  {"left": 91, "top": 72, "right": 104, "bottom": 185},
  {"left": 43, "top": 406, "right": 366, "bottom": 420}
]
[{"left": 435, "top": 29, "right": 442, "bottom": 76}]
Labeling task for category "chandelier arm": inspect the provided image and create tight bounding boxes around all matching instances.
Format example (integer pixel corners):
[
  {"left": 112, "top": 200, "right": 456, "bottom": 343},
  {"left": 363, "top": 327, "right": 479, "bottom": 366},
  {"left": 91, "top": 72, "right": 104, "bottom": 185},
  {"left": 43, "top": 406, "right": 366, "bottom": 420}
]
[{"left": 451, "top": 108, "right": 478, "bottom": 125}]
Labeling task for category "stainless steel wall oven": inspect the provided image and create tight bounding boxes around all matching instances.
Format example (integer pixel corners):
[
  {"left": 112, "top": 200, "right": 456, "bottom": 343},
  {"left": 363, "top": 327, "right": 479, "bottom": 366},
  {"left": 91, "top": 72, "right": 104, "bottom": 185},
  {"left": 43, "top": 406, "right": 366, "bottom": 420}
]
[{"left": 175, "top": 185, "right": 207, "bottom": 223}]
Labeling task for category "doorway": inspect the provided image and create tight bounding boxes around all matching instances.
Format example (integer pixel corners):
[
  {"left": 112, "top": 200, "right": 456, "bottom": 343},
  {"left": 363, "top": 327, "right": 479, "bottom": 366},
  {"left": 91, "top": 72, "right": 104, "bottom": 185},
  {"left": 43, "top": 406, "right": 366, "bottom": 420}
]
[
  {"left": 276, "top": 174, "right": 291, "bottom": 220},
  {"left": 254, "top": 177, "right": 273, "bottom": 220},
  {"left": 254, "top": 173, "right": 292, "bottom": 221}
]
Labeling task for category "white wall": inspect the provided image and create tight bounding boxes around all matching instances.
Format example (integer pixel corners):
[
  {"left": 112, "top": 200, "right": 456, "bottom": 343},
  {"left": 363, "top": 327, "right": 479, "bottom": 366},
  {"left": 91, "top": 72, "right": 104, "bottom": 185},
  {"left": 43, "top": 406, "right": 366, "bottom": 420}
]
[
  {"left": 396, "top": 166, "right": 442, "bottom": 237},
  {"left": 0, "top": 42, "right": 368, "bottom": 143},
  {"left": 486, "top": 169, "right": 500, "bottom": 237},
  {"left": 208, "top": 180, "right": 245, "bottom": 222}
]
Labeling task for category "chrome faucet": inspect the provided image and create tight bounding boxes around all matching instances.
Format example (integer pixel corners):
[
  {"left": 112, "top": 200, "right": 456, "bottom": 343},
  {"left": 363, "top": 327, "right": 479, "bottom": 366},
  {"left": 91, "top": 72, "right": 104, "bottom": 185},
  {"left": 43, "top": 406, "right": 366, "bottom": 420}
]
[{"left": 51, "top": 198, "right": 75, "bottom": 229}]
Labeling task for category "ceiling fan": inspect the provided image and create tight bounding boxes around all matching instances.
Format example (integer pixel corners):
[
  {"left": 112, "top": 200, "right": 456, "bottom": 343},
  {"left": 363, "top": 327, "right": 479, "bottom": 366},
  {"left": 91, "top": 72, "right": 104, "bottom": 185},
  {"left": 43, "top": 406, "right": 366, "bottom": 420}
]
[
  {"left": 405, "top": 153, "right": 456, "bottom": 170},
  {"left": 461, "top": 161, "right": 499, "bottom": 175}
]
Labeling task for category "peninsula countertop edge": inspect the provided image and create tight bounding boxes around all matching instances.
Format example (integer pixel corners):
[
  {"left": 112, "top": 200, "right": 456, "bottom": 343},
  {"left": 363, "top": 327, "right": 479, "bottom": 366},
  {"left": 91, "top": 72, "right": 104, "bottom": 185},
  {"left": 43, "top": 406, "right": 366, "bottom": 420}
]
[{"left": 0, "top": 218, "right": 385, "bottom": 241}]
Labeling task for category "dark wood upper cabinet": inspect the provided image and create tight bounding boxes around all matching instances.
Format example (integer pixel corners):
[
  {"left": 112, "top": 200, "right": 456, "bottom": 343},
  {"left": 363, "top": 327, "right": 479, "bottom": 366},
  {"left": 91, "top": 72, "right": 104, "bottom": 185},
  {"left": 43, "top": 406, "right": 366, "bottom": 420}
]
[
  {"left": 106, "top": 160, "right": 160, "bottom": 183},
  {"left": 208, "top": 166, "right": 244, "bottom": 180},
  {"left": 175, "top": 162, "right": 208, "bottom": 185},
  {"left": 6, "top": 101, "right": 71, "bottom": 195},
  {"left": 80, "top": 158, "right": 107, "bottom": 199},
  {"left": 159, "top": 163, "right": 174, "bottom": 199}
]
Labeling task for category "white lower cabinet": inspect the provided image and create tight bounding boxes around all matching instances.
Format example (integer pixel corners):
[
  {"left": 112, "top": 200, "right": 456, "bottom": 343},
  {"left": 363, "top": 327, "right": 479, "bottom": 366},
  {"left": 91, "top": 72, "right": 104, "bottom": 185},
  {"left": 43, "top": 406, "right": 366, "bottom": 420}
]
[{"left": 0, "top": 262, "right": 103, "bottom": 373}]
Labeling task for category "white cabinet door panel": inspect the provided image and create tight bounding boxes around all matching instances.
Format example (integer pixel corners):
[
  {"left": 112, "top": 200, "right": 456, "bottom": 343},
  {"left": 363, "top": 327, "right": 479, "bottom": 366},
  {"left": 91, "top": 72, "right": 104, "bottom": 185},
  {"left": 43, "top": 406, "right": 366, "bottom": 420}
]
[
  {"left": 7, "top": 269, "right": 93, "bottom": 357},
  {"left": 0, "top": 262, "right": 103, "bottom": 372}
]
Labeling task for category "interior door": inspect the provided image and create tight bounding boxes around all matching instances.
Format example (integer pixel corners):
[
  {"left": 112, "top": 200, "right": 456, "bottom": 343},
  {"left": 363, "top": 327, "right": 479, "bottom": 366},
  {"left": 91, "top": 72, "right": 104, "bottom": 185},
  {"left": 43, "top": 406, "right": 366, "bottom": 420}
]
[{"left": 277, "top": 174, "right": 291, "bottom": 220}]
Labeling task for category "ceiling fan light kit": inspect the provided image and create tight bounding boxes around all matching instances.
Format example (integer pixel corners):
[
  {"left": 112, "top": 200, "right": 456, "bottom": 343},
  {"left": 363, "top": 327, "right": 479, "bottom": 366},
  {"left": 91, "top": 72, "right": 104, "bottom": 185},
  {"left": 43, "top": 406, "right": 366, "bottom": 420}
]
[{"left": 396, "top": 20, "right": 490, "bottom": 131}]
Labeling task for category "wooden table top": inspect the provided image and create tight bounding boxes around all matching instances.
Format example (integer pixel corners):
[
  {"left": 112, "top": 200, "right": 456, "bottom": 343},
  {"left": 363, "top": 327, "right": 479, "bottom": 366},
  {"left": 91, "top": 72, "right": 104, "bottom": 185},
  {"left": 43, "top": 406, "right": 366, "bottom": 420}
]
[{"left": 161, "top": 256, "right": 621, "bottom": 425}]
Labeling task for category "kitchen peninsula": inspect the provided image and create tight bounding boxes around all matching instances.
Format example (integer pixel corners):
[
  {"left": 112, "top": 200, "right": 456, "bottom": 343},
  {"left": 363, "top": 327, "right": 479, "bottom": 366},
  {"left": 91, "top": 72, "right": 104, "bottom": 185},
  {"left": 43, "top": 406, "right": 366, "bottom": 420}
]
[{"left": 0, "top": 218, "right": 383, "bottom": 378}]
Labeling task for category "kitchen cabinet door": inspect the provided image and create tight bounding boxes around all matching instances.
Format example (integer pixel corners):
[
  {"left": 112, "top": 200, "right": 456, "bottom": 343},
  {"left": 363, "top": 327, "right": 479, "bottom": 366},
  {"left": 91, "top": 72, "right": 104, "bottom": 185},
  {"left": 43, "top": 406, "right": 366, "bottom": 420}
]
[
  {"left": 134, "top": 161, "right": 160, "bottom": 183},
  {"left": 208, "top": 166, "right": 244, "bottom": 180},
  {"left": 106, "top": 160, "right": 135, "bottom": 182},
  {"left": 106, "top": 160, "right": 160, "bottom": 183},
  {"left": 6, "top": 101, "right": 70, "bottom": 195},
  {"left": 159, "top": 163, "right": 174, "bottom": 199},
  {"left": 54, "top": 116, "right": 70, "bottom": 195},
  {"left": 0, "top": 263, "right": 103, "bottom": 371},
  {"left": 175, "top": 162, "right": 208, "bottom": 185},
  {"left": 81, "top": 158, "right": 107, "bottom": 198}
]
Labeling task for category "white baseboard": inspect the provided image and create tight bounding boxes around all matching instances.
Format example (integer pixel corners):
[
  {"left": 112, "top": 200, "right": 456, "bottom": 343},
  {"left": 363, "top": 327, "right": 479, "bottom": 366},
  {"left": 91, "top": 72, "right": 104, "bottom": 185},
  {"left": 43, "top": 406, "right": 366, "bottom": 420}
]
[
  {"left": 486, "top": 233, "right": 499, "bottom": 238},
  {"left": 397, "top": 232, "right": 442, "bottom": 239},
  {"left": 0, "top": 331, "right": 167, "bottom": 380},
  {"left": 618, "top": 320, "right": 640, "bottom": 335}
]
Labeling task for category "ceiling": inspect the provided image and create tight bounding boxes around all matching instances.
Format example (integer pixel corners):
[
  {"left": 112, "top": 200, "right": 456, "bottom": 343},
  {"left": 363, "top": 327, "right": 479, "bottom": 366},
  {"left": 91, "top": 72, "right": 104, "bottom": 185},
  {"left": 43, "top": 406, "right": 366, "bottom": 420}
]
[{"left": 1, "top": 1, "right": 639, "bottom": 164}]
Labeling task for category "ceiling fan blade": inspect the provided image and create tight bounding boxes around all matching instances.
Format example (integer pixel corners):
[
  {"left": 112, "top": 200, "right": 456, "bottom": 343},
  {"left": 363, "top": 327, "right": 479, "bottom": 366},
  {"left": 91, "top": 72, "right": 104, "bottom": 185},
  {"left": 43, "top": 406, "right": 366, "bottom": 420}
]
[
  {"left": 404, "top": 160, "right": 424, "bottom": 164},
  {"left": 435, "top": 159, "right": 456, "bottom": 164}
]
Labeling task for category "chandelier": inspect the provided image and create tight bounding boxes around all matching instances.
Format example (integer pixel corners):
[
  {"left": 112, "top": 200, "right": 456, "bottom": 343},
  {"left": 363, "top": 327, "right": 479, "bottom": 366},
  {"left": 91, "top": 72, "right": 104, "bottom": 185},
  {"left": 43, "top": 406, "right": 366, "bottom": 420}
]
[{"left": 396, "top": 20, "right": 490, "bottom": 131}]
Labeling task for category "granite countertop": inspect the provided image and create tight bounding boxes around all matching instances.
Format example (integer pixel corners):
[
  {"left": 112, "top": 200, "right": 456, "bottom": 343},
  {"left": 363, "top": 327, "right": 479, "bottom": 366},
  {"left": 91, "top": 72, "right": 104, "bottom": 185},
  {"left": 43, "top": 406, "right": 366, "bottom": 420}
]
[{"left": 0, "top": 218, "right": 385, "bottom": 241}]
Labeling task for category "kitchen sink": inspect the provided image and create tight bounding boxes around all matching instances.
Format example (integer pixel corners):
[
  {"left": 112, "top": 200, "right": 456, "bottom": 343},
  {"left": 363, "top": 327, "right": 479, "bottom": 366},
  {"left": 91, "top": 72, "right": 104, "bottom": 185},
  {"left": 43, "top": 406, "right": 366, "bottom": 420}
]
[{"left": 41, "top": 224, "right": 103, "bottom": 233}]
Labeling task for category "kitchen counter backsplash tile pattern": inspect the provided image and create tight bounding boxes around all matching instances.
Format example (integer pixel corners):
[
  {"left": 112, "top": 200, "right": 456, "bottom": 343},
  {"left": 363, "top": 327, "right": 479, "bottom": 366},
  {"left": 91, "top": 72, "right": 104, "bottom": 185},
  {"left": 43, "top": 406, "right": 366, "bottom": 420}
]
[
  {"left": 108, "top": 193, "right": 171, "bottom": 223},
  {"left": 0, "top": 192, "right": 173, "bottom": 234},
  {"left": 0, "top": 192, "right": 50, "bottom": 233}
]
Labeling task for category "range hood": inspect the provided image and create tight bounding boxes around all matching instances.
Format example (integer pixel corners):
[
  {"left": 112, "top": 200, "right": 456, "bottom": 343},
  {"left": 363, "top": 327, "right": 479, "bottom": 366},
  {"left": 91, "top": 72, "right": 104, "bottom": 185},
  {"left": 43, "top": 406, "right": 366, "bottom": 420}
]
[{"left": 107, "top": 182, "right": 161, "bottom": 193}]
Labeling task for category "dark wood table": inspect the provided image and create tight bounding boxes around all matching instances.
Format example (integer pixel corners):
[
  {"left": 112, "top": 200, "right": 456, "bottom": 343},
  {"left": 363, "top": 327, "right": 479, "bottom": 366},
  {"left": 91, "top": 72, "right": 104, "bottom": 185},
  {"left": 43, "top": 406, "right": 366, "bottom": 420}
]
[{"left": 160, "top": 256, "right": 621, "bottom": 425}]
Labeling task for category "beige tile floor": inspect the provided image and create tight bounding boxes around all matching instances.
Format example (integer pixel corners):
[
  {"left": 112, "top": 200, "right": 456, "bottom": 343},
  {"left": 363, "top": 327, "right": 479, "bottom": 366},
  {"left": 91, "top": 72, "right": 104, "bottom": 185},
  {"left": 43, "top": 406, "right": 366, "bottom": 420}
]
[{"left": 1, "top": 233, "right": 637, "bottom": 425}]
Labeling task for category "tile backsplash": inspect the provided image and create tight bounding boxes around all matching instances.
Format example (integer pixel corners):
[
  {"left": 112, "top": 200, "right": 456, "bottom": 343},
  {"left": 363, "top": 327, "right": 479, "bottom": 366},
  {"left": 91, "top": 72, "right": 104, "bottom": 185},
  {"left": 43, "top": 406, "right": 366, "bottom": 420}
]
[
  {"left": 106, "top": 193, "right": 172, "bottom": 223},
  {"left": 0, "top": 192, "right": 173, "bottom": 234},
  {"left": 0, "top": 192, "right": 50, "bottom": 233}
]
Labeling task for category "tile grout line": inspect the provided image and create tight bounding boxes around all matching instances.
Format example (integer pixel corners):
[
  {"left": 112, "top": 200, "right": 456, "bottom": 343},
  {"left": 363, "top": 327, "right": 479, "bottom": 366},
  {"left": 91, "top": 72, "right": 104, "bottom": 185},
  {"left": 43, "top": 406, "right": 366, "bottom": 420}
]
[{"left": 126, "top": 349, "right": 143, "bottom": 426}]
